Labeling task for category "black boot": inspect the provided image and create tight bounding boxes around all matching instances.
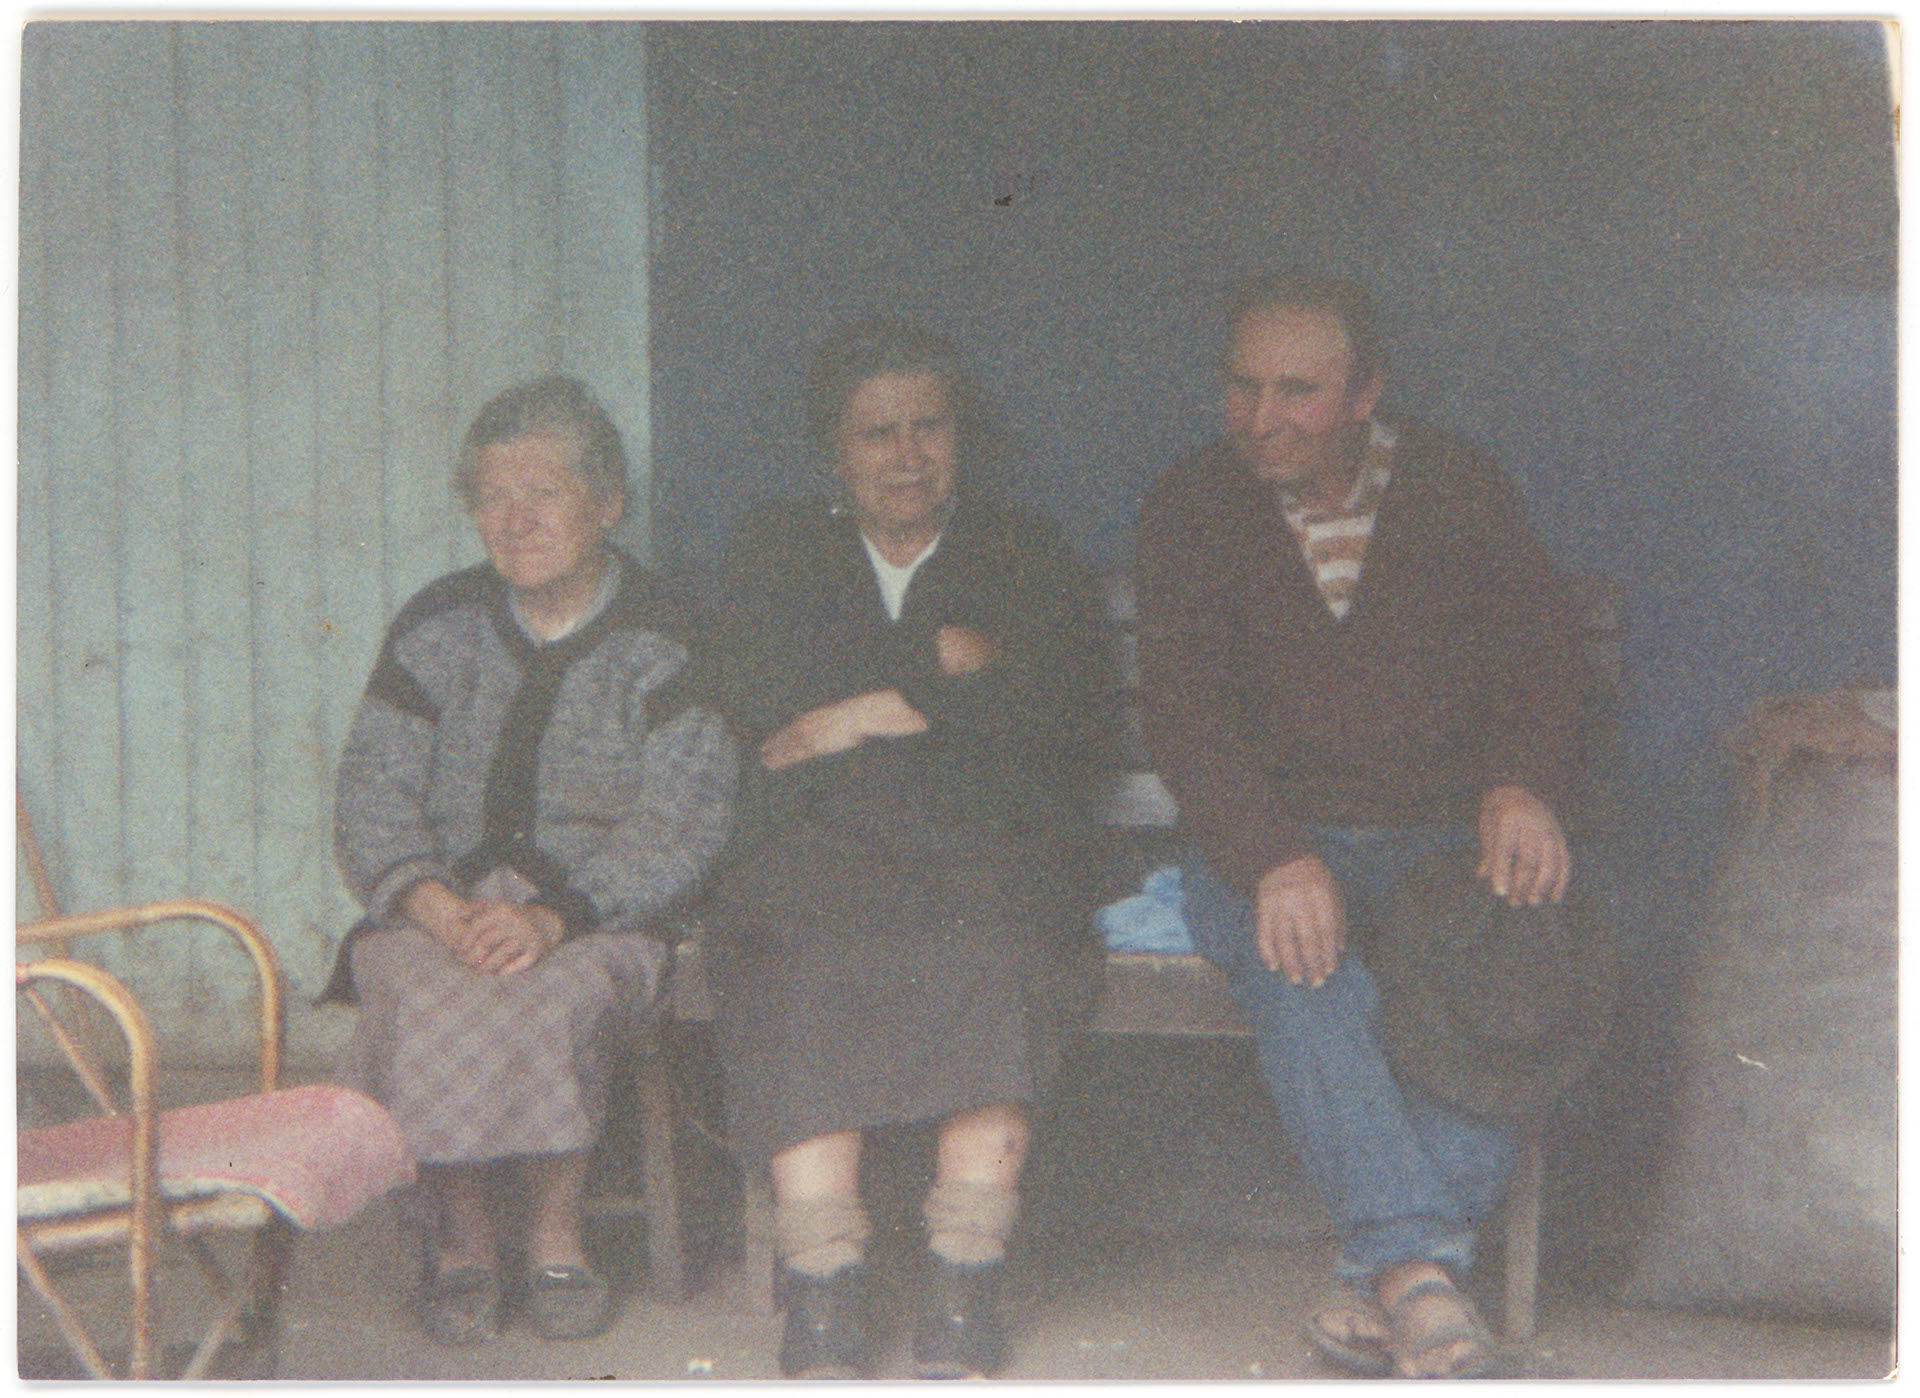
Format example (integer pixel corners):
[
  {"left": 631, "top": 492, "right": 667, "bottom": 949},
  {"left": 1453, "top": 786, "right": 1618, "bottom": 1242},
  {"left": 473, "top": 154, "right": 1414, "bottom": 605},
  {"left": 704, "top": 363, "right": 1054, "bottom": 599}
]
[
  {"left": 914, "top": 1256, "right": 1008, "bottom": 1379},
  {"left": 779, "top": 1264, "right": 871, "bottom": 1379}
]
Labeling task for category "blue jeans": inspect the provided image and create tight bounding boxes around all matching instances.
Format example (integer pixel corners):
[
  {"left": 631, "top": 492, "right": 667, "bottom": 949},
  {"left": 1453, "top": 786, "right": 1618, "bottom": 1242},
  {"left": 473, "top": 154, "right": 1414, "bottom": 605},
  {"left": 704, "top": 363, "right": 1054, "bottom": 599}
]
[{"left": 1183, "top": 825, "right": 1516, "bottom": 1284}]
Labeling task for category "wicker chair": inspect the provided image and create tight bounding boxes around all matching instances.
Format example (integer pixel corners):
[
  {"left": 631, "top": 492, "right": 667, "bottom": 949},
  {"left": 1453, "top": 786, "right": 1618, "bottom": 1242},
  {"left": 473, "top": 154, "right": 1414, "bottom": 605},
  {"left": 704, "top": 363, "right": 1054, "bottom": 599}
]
[{"left": 16, "top": 798, "right": 414, "bottom": 1379}]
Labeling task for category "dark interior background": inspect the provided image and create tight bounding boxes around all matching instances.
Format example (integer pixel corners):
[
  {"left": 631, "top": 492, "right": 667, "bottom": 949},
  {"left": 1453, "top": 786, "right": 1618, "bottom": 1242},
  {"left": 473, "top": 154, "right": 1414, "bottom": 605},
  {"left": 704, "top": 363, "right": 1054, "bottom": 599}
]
[{"left": 643, "top": 18, "right": 1895, "bottom": 1269}]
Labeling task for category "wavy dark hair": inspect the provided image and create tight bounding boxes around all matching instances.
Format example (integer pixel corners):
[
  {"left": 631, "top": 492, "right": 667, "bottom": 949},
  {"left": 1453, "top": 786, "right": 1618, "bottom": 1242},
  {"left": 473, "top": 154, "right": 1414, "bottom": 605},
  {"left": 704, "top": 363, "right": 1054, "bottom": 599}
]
[
  {"left": 803, "top": 318, "right": 989, "bottom": 467},
  {"left": 455, "top": 374, "right": 631, "bottom": 509}
]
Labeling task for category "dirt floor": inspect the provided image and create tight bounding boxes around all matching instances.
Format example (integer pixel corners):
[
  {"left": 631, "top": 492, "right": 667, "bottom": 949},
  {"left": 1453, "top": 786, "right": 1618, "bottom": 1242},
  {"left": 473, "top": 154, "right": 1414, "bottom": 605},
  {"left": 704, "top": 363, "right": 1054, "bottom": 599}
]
[
  {"left": 17, "top": 1035, "right": 1897, "bottom": 1383},
  {"left": 19, "top": 1207, "right": 1892, "bottom": 1383}
]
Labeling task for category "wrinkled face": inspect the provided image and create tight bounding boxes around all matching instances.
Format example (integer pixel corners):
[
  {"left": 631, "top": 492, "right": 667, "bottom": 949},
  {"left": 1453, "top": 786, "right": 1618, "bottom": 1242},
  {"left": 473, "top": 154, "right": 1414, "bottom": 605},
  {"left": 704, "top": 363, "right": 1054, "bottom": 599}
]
[
  {"left": 1223, "top": 305, "right": 1381, "bottom": 500},
  {"left": 833, "top": 371, "right": 958, "bottom": 544},
  {"left": 470, "top": 434, "right": 622, "bottom": 596}
]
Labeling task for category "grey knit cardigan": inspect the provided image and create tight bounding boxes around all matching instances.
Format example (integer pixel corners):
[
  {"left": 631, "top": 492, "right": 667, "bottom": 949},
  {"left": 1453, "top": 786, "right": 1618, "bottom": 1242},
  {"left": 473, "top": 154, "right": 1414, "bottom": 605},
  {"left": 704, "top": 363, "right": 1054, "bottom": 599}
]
[{"left": 322, "top": 550, "right": 738, "bottom": 1001}]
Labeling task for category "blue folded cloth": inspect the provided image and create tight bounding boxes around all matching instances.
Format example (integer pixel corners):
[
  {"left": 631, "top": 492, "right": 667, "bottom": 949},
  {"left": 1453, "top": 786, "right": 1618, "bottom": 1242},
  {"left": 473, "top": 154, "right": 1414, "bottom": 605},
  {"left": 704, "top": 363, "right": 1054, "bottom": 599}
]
[{"left": 1097, "top": 865, "right": 1193, "bottom": 954}]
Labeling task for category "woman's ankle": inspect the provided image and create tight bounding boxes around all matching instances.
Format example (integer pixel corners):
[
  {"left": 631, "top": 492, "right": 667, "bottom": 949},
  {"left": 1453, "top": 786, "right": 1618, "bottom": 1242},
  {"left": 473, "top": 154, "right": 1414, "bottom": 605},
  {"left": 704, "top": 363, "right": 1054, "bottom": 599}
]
[
  {"left": 777, "top": 1193, "right": 871, "bottom": 1277},
  {"left": 426, "top": 1166, "right": 499, "bottom": 1274}
]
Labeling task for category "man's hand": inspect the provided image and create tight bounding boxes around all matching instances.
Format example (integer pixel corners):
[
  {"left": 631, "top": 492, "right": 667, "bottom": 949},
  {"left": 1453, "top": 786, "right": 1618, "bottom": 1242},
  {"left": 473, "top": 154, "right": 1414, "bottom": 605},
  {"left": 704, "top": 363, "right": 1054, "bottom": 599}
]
[
  {"left": 460, "top": 900, "right": 565, "bottom": 975},
  {"left": 1476, "top": 784, "right": 1571, "bottom": 906},
  {"left": 1255, "top": 855, "right": 1347, "bottom": 987},
  {"left": 934, "top": 624, "right": 1001, "bottom": 675},
  {"left": 760, "top": 689, "right": 931, "bottom": 771}
]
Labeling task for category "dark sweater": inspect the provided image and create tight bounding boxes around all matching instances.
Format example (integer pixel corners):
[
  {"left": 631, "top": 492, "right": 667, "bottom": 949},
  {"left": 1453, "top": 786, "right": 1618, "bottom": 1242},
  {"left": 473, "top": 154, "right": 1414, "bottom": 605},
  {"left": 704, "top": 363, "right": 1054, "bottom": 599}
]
[
  {"left": 1135, "top": 420, "right": 1579, "bottom": 899},
  {"left": 714, "top": 490, "right": 1119, "bottom": 862}
]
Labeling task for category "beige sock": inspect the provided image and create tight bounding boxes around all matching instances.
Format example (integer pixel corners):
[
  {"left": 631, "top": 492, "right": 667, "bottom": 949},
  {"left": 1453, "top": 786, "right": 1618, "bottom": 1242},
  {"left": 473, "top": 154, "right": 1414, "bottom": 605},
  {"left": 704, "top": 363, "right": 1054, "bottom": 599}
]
[
  {"left": 923, "top": 1179, "right": 1019, "bottom": 1265},
  {"left": 776, "top": 1194, "right": 871, "bottom": 1278}
]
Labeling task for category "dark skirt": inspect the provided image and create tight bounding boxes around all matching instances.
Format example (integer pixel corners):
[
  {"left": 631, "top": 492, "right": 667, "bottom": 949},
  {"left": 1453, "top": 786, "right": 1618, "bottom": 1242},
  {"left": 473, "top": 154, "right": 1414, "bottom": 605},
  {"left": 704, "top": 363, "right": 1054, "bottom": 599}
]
[{"left": 703, "top": 810, "right": 1101, "bottom": 1166}]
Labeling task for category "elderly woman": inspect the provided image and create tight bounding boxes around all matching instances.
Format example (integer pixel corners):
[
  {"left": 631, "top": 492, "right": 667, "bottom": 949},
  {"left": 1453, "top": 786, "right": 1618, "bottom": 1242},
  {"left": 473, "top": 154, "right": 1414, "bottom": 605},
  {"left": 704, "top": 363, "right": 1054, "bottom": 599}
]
[
  {"left": 706, "top": 320, "right": 1114, "bottom": 1379},
  {"left": 327, "top": 376, "right": 736, "bottom": 1346}
]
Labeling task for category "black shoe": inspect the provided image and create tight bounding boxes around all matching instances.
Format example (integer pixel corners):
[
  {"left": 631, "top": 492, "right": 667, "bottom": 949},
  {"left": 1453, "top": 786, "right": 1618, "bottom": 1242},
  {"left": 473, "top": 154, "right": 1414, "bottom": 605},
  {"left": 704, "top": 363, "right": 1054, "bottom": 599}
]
[
  {"left": 779, "top": 1264, "right": 871, "bottom": 1379},
  {"left": 417, "top": 1265, "right": 501, "bottom": 1346},
  {"left": 526, "top": 1263, "right": 617, "bottom": 1341},
  {"left": 914, "top": 1256, "right": 1008, "bottom": 1379}
]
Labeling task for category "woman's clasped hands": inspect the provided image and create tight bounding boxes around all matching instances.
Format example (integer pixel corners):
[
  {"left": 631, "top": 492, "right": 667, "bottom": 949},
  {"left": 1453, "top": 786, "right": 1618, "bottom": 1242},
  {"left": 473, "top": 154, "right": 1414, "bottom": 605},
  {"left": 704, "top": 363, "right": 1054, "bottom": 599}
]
[{"left": 404, "top": 878, "right": 564, "bottom": 976}]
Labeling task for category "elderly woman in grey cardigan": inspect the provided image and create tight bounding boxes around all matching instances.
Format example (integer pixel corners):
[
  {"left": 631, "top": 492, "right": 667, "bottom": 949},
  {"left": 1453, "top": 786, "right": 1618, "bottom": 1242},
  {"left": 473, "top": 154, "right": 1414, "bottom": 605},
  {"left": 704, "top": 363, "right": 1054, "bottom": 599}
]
[{"left": 329, "top": 376, "right": 736, "bottom": 1347}]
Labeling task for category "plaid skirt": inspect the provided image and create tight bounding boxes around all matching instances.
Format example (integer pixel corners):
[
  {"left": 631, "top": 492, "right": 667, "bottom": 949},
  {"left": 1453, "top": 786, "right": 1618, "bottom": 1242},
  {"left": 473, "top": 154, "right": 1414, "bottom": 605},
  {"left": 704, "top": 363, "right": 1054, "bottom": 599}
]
[{"left": 333, "top": 925, "right": 664, "bottom": 1166}]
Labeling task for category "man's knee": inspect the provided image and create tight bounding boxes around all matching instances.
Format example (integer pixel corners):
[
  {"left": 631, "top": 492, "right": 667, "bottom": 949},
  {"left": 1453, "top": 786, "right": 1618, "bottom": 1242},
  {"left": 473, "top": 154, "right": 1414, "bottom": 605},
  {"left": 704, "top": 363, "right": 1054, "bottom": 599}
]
[{"left": 1227, "top": 950, "right": 1381, "bottom": 1039}]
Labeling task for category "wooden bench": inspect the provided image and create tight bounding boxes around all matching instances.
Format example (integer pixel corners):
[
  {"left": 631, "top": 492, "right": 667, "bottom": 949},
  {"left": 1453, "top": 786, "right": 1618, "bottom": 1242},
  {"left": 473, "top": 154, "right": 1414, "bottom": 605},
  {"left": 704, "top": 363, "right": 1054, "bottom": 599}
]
[{"left": 612, "top": 569, "right": 1623, "bottom": 1343}]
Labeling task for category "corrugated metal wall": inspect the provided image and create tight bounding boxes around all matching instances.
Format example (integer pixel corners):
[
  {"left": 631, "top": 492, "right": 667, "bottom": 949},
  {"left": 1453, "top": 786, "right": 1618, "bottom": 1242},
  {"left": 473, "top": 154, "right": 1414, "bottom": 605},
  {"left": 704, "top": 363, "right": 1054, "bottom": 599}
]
[{"left": 17, "top": 21, "right": 653, "bottom": 1063}]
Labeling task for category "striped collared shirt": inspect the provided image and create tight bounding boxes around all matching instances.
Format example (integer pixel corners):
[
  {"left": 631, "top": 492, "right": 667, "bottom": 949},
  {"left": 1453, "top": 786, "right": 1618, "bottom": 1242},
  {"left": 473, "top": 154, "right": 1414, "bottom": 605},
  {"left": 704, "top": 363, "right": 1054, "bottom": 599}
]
[{"left": 1276, "top": 420, "right": 1397, "bottom": 620}]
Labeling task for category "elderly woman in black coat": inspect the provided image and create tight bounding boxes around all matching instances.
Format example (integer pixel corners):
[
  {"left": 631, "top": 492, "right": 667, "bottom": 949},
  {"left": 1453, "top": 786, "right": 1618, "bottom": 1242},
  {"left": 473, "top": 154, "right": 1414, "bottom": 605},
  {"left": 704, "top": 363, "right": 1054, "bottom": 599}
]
[{"left": 706, "top": 320, "right": 1115, "bottom": 1379}]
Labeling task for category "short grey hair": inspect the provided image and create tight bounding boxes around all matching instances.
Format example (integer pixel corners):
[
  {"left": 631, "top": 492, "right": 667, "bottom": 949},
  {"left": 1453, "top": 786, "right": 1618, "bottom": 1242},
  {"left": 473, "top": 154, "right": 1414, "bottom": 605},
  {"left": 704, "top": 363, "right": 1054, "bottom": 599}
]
[{"left": 455, "top": 375, "right": 631, "bottom": 509}]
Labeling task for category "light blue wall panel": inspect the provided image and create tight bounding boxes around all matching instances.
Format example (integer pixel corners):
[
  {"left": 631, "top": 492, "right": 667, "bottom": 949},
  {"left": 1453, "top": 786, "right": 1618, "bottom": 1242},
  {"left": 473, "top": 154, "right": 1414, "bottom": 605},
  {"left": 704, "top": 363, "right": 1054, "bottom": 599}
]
[
  {"left": 379, "top": 24, "right": 463, "bottom": 608},
  {"left": 560, "top": 25, "right": 654, "bottom": 560},
  {"left": 16, "top": 24, "right": 57, "bottom": 912},
  {"left": 178, "top": 24, "right": 258, "bottom": 924},
  {"left": 36, "top": 25, "right": 126, "bottom": 922},
  {"left": 447, "top": 24, "right": 534, "bottom": 438},
  {"left": 508, "top": 26, "right": 565, "bottom": 369},
  {"left": 308, "top": 23, "right": 393, "bottom": 970},
  {"left": 111, "top": 26, "right": 191, "bottom": 928},
  {"left": 245, "top": 26, "right": 335, "bottom": 1001},
  {"left": 18, "top": 21, "right": 655, "bottom": 1065}
]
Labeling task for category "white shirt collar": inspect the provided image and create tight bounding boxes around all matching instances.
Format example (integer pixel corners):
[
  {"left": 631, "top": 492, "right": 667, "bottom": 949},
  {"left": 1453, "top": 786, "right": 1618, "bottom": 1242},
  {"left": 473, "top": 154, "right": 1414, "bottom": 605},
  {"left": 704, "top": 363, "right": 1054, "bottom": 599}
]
[{"left": 860, "top": 531, "right": 941, "bottom": 623}]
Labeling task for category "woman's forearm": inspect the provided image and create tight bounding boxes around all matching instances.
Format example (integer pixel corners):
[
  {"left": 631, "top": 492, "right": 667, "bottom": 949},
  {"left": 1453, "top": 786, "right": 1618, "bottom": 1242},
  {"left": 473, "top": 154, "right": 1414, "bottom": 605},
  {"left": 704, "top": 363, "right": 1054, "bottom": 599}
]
[{"left": 759, "top": 688, "right": 930, "bottom": 771}]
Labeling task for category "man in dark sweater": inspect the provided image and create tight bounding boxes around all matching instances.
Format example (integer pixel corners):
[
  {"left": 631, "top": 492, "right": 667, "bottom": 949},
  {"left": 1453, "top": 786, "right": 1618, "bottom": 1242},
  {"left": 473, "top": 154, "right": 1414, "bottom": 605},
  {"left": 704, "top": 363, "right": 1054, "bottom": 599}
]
[{"left": 1135, "top": 274, "right": 1579, "bottom": 1379}]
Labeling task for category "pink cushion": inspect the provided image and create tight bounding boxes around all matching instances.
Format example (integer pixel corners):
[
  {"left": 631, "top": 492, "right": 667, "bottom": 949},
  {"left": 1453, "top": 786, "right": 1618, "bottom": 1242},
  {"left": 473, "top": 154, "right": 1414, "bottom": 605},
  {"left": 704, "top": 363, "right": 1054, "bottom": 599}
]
[{"left": 18, "top": 1084, "right": 415, "bottom": 1230}]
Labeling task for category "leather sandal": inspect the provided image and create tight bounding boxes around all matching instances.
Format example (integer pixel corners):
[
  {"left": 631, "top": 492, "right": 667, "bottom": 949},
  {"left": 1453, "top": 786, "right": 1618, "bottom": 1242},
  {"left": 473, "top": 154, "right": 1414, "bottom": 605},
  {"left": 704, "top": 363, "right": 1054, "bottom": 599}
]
[
  {"left": 1303, "top": 1280, "right": 1393, "bottom": 1375},
  {"left": 418, "top": 1264, "right": 501, "bottom": 1346},
  {"left": 527, "top": 1263, "right": 616, "bottom": 1341},
  {"left": 1382, "top": 1275, "right": 1494, "bottom": 1379}
]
